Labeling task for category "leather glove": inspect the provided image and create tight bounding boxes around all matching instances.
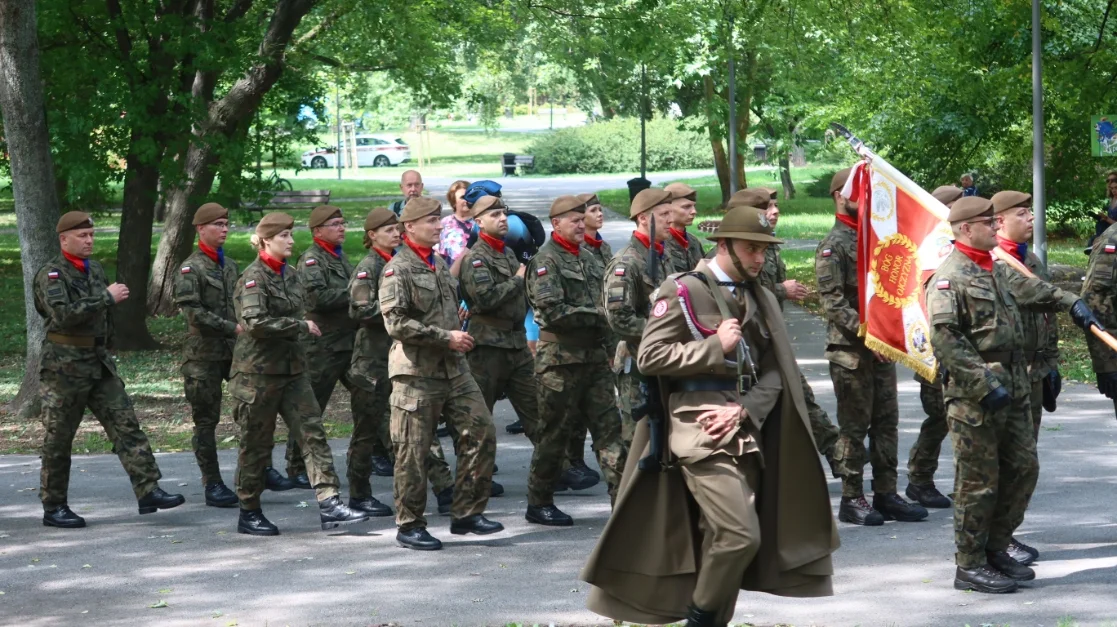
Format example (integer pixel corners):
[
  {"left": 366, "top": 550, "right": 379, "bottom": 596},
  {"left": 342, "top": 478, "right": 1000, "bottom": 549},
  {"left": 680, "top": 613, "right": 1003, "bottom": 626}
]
[
  {"left": 1096, "top": 372, "right": 1117, "bottom": 400},
  {"left": 979, "top": 386, "right": 1011, "bottom": 412},
  {"left": 1042, "top": 370, "right": 1062, "bottom": 412},
  {"left": 1070, "top": 300, "right": 1103, "bottom": 332}
]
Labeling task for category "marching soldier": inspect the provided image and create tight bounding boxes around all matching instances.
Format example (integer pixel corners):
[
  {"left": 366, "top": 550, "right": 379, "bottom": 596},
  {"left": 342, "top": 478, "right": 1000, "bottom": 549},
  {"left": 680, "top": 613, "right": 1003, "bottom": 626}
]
[
  {"left": 1082, "top": 204, "right": 1117, "bottom": 419},
  {"left": 36, "top": 212, "right": 186, "bottom": 528},
  {"left": 663, "top": 182, "right": 705, "bottom": 273},
  {"left": 173, "top": 202, "right": 240, "bottom": 507},
  {"left": 904, "top": 185, "right": 964, "bottom": 511},
  {"left": 926, "top": 196, "right": 1099, "bottom": 592},
  {"left": 459, "top": 195, "right": 572, "bottom": 525},
  {"left": 582, "top": 203, "right": 838, "bottom": 627},
  {"left": 526, "top": 195, "right": 627, "bottom": 503},
  {"left": 230, "top": 212, "right": 369, "bottom": 535},
  {"left": 380, "top": 197, "right": 503, "bottom": 550},
  {"left": 817, "top": 168, "right": 928, "bottom": 525},
  {"left": 603, "top": 188, "right": 673, "bottom": 448}
]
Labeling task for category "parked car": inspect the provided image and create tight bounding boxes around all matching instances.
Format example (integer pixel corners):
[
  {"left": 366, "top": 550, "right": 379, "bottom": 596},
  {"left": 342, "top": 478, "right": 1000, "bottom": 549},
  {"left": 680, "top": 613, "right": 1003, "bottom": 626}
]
[{"left": 302, "top": 134, "right": 411, "bottom": 168}]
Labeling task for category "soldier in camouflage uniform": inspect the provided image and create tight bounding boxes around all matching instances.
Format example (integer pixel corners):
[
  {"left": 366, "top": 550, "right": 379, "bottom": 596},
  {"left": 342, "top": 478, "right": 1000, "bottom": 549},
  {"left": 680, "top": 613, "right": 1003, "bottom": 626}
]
[
  {"left": 381, "top": 197, "right": 503, "bottom": 551},
  {"left": 459, "top": 196, "right": 574, "bottom": 526},
  {"left": 663, "top": 183, "right": 705, "bottom": 273},
  {"left": 229, "top": 212, "right": 369, "bottom": 536},
  {"left": 816, "top": 168, "right": 927, "bottom": 526},
  {"left": 905, "top": 186, "right": 964, "bottom": 511},
  {"left": 527, "top": 195, "right": 628, "bottom": 503},
  {"left": 173, "top": 203, "right": 240, "bottom": 507},
  {"left": 925, "top": 196, "right": 1098, "bottom": 593},
  {"left": 603, "top": 188, "right": 673, "bottom": 452},
  {"left": 1082, "top": 213, "right": 1117, "bottom": 417},
  {"left": 36, "top": 212, "right": 185, "bottom": 528}
]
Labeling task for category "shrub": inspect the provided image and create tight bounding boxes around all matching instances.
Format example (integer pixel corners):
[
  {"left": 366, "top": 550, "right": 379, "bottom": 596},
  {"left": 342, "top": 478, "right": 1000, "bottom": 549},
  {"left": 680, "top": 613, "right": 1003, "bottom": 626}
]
[
  {"left": 806, "top": 168, "right": 845, "bottom": 198},
  {"left": 527, "top": 117, "right": 712, "bottom": 174},
  {"left": 1045, "top": 198, "right": 1097, "bottom": 239}
]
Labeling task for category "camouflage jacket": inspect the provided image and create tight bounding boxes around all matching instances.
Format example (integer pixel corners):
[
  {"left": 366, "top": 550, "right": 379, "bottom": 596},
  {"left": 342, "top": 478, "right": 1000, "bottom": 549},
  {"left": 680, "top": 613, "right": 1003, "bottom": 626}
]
[
  {"left": 526, "top": 237, "right": 608, "bottom": 367},
  {"left": 348, "top": 249, "right": 393, "bottom": 366},
  {"left": 459, "top": 237, "right": 528, "bottom": 350},
  {"left": 815, "top": 220, "right": 862, "bottom": 355},
  {"left": 759, "top": 243, "right": 787, "bottom": 308},
  {"left": 582, "top": 234, "right": 613, "bottom": 269},
  {"left": 1082, "top": 222, "right": 1117, "bottom": 373},
  {"left": 582, "top": 236, "right": 619, "bottom": 358},
  {"left": 173, "top": 248, "right": 238, "bottom": 362},
  {"left": 380, "top": 243, "right": 468, "bottom": 379},
  {"left": 297, "top": 240, "right": 356, "bottom": 354},
  {"left": 232, "top": 259, "right": 309, "bottom": 377},
  {"left": 34, "top": 255, "right": 117, "bottom": 378},
  {"left": 664, "top": 229, "right": 705, "bottom": 274},
  {"left": 926, "top": 249, "right": 1076, "bottom": 403},
  {"left": 604, "top": 233, "right": 670, "bottom": 353},
  {"left": 996, "top": 249, "right": 1060, "bottom": 381}
]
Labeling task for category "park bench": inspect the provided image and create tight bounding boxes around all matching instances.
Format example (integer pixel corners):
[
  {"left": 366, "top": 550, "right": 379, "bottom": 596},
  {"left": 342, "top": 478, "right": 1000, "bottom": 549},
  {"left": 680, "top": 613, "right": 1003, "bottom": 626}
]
[
  {"left": 245, "top": 189, "right": 331, "bottom": 220},
  {"left": 501, "top": 153, "right": 535, "bottom": 176}
]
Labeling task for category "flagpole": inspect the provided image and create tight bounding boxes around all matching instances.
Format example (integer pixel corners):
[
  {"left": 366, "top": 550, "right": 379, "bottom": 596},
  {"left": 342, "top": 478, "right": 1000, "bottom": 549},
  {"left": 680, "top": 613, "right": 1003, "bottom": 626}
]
[{"left": 1032, "top": 0, "right": 1048, "bottom": 265}]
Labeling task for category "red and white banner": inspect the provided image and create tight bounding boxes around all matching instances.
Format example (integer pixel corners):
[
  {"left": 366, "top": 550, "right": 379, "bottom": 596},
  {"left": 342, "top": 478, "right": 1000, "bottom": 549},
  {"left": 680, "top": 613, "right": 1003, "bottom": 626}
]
[{"left": 841, "top": 159, "right": 953, "bottom": 380}]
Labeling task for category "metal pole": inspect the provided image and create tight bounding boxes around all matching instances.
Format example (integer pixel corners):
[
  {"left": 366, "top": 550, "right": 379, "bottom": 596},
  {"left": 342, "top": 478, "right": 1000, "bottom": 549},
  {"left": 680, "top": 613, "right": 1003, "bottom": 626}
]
[
  {"left": 335, "top": 78, "right": 342, "bottom": 181},
  {"left": 727, "top": 17, "right": 738, "bottom": 195},
  {"left": 1032, "top": 0, "right": 1047, "bottom": 264},
  {"left": 640, "top": 64, "right": 647, "bottom": 179},
  {"left": 550, "top": 98, "right": 553, "bottom": 129}
]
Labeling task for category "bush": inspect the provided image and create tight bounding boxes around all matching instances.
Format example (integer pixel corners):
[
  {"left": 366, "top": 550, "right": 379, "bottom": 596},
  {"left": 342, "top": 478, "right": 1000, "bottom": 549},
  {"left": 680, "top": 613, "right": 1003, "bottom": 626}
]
[
  {"left": 806, "top": 168, "right": 845, "bottom": 198},
  {"left": 527, "top": 117, "right": 712, "bottom": 174},
  {"left": 1045, "top": 198, "right": 1098, "bottom": 239}
]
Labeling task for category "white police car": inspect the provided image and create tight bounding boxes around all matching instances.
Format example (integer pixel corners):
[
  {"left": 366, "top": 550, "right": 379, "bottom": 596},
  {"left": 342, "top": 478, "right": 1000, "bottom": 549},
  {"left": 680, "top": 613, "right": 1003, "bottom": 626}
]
[{"left": 302, "top": 134, "right": 411, "bottom": 168}]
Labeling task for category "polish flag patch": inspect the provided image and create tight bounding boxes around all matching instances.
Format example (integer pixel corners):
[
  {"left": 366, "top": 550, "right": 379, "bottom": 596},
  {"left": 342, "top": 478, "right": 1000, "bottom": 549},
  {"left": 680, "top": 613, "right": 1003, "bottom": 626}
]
[
  {"left": 180, "top": 266, "right": 191, "bottom": 274},
  {"left": 614, "top": 267, "right": 626, "bottom": 276},
  {"left": 384, "top": 269, "right": 394, "bottom": 277},
  {"left": 1105, "top": 244, "right": 1116, "bottom": 254},
  {"left": 936, "top": 280, "right": 950, "bottom": 290},
  {"left": 47, "top": 270, "right": 60, "bottom": 280},
  {"left": 652, "top": 299, "right": 669, "bottom": 318},
  {"left": 356, "top": 271, "right": 368, "bottom": 279},
  {"left": 305, "top": 258, "right": 317, "bottom": 266},
  {"left": 536, "top": 266, "right": 548, "bottom": 276},
  {"left": 471, "top": 259, "right": 483, "bottom": 268},
  {"left": 821, "top": 249, "right": 832, "bottom": 258},
  {"left": 245, "top": 279, "right": 256, "bottom": 288}
]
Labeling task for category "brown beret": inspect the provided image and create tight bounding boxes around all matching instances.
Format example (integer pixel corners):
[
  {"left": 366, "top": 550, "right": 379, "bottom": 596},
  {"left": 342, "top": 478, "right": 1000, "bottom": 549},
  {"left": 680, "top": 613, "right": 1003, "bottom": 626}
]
[
  {"left": 947, "top": 196, "right": 994, "bottom": 223},
  {"left": 399, "top": 197, "right": 442, "bottom": 222},
  {"left": 830, "top": 167, "right": 853, "bottom": 195},
  {"left": 664, "top": 183, "right": 697, "bottom": 202},
  {"left": 726, "top": 188, "right": 771, "bottom": 210},
  {"left": 759, "top": 187, "right": 779, "bottom": 199},
  {"left": 549, "top": 195, "right": 588, "bottom": 218},
  {"left": 192, "top": 202, "right": 228, "bottom": 226},
  {"left": 931, "top": 186, "right": 964, "bottom": 207},
  {"left": 991, "top": 190, "right": 1032, "bottom": 214},
  {"left": 256, "top": 212, "right": 295, "bottom": 239},
  {"left": 470, "top": 195, "right": 507, "bottom": 219},
  {"left": 308, "top": 205, "right": 343, "bottom": 229},
  {"left": 707, "top": 206, "right": 782, "bottom": 244},
  {"left": 629, "top": 188, "right": 673, "bottom": 219},
  {"left": 578, "top": 193, "right": 601, "bottom": 207},
  {"left": 56, "top": 211, "right": 94, "bottom": 234},
  {"left": 363, "top": 207, "right": 397, "bottom": 232}
]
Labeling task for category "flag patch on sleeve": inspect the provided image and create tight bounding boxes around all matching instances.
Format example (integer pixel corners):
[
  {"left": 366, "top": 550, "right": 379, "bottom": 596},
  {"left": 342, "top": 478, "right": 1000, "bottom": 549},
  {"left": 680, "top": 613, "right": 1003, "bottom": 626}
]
[
  {"left": 821, "top": 249, "right": 832, "bottom": 258},
  {"left": 384, "top": 269, "right": 394, "bottom": 277},
  {"left": 536, "top": 266, "right": 548, "bottom": 276},
  {"left": 305, "top": 258, "right": 317, "bottom": 266},
  {"left": 1105, "top": 244, "right": 1116, "bottom": 254},
  {"left": 245, "top": 279, "right": 256, "bottom": 288},
  {"left": 356, "top": 271, "right": 368, "bottom": 279},
  {"left": 614, "top": 267, "right": 625, "bottom": 276},
  {"left": 47, "top": 270, "right": 59, "bottom": 280},
  {"left": 180, "top": 266, "right": 191, "bottom": 274},
  {"left": 472, "top": 259, "right": 483, "bottom": 268},
  {"left": 936, "top": 280, "right": 950, "bottom": 290}
]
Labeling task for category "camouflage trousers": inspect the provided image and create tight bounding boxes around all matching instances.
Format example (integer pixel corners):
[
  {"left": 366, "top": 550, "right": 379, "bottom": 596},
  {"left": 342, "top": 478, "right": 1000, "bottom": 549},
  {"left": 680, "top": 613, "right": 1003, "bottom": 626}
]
[
  {"left": 229, "top": 372, "right": 340, "bottom": 510},
  {"left": 828, "top": 351, "right": 899, "bottom": 498},
  {"left": 182, "top": 359, "right": 231, "bottom": 486},
  {"left": 616, "top": 370, "right": 645, "bottom": 452},
  {"left": 947, "top": 392, "right": 1038, "bottom": 568},
  {"left": 1029, "top": 378, "right": 1043, "bottom": 442},
  {"left": 800, "top": 371, "right": 838, "bottom": 456},
  {"left": 390, "top": 373, "right": 496, "bottom": 530},
  {"left": 39, "top": 368, "right": 161, "bottom": 508},
  {"left": 907, "top": 382, "right": 948, "bottom": 486},
  {"left": 537, "top": 360, "right": 626, "bottom": 502},
  {"left": 346, "top": 353, "right": 393, "bottom": 500},
  {"left": 564, "top": 371, "right": 617, "bottom": 468}
]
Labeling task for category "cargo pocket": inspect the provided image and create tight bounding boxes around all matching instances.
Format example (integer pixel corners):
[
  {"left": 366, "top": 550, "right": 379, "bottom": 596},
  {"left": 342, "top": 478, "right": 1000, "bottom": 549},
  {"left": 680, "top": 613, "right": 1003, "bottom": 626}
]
[
  {"left": 965, "top": 286, "right": 997, "bottom": 333},
  {"left": 946, "top": 398, "right": 984, "bottom": 428},
  {"left": 825, "top": 349, "right": 861, "bottom": 371},
  {"left": 389, "top": 388, "right": 424, "bottom": 444},
  {"left": 227, "top": 376, "right": 257, "bottom": 405}
]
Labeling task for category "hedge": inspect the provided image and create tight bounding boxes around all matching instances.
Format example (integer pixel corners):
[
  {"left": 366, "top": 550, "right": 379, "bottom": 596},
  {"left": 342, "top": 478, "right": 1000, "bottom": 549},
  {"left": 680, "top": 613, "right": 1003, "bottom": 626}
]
[{"left": 526, "top": 117, "right": 712, "bottom": 174}]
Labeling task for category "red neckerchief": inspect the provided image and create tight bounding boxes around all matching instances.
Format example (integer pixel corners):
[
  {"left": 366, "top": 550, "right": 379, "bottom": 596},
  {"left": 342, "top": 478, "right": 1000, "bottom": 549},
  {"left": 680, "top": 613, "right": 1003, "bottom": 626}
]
[
  {"left": 314, "top": 237, "right": 341, "bottom": 258},
  {"left": 259, "top": 250, "right": 287, "bottom": 275},
  {"left": 403, "top": 235, "right": 436, "bottom": 271},
  {"left": 954, "top": 240, "right": 993, "bottom": 271},
  {"left": 373, "top": 247, "right": 394, "bottom": 263},
  {"left": 633, "top": 229, "right": 665, "bottom": 255},
  {"left": 199, "top": 239, "right": 220, "bottom": 264},
  {"left": 552, "top": 233, "right": 581, "bottom": 256},
  {"left": 995, "top": 233, "right": 1028, "bottom": 263},
  {"left": 479, "top": 231, "right": 506, "bottom": 254},
  {"left": 62, "top": 250, "right": 89, "bottom": 274},
  {"left": 836, "top": 213, "right": 859, "bottom": 232},
  {"left": 583, "top": 232, "right": 604, "bottom": 249},
  {"left": 669, "top": 227, "right": 690, "bottom": 249}
]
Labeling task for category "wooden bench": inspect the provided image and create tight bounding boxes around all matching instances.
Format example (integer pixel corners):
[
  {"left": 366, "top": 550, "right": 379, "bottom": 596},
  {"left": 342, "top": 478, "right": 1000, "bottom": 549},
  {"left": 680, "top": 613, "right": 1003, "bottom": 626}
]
[
  {"left": 244, "top": 190, "right": 331, "bottom": 223},
  {"left": 500, "top": 154, "right": 535, "bottom": 176}
]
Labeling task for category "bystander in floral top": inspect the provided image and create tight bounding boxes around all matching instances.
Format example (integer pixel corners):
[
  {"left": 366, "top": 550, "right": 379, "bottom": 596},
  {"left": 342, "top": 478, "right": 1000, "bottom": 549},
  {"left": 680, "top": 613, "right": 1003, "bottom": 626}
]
[{"left": 437, "top": 213, "right": 474, "bottom": 264}]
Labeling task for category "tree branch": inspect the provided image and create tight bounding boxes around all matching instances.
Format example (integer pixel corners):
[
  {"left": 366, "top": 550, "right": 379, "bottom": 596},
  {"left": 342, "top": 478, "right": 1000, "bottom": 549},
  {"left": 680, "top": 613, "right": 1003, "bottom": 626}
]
[
  {"left": 299, "top": 51, "right": 396, "bottom": 73},
  {"left": 1094, "top": 0, "right": 1115, "bottom": 54},
  {"left": 224, "top": 0, "right": 255, "bottom": 22},
  {"left": 104, "top": 0, "right": 133, "bottom": 61},
  {"left": 294, "top": 6, "right": 349, "bottom": 47}
]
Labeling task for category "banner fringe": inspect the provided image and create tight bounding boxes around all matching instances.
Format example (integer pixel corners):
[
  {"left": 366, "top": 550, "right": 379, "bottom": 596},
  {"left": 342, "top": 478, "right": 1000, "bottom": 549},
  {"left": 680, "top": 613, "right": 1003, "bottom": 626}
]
[{"left": 863, "top": 333, "right": 938, "bottom": 381}]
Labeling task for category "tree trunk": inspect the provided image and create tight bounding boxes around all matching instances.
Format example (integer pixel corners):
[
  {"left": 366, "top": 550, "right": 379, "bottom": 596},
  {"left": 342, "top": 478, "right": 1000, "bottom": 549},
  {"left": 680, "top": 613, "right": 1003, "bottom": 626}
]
[
  {"left": 0, "top": 0, "right": 62, "bottom": 418},
  {"left": 148, "top": 0, "right": 317, "bottom": 316},
  {"left": 733, "top": 50, "right": 757, "bottom": 193},
  {"left": 779, "top": 154, "right": 795, "bottom": 199},
  {"left": 703, "top": 74, "right": 731, "bottom": 204},
  {"left": 113, "top": 141, "right": 162, "bottom": 350}
]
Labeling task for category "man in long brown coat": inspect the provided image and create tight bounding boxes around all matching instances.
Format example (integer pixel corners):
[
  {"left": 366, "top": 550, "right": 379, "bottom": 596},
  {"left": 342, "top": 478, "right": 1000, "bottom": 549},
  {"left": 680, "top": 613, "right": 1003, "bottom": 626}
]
[{"left": 581, "top": 204, "right": 838, "bottom": 627}]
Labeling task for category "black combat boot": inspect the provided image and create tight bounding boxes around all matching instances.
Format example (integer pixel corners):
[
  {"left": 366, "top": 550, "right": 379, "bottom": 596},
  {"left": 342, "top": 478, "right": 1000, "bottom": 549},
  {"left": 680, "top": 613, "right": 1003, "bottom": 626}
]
[
  {"left": 1007, "top": 537, "right": 1039, "bottom": 565},
  {"left": 137, "top": 488, "right": 186, "bottom": 515},
  {"left": 319, "top": 496, "right": 370, "bottom": 530},
  {"left": 264, "top": 467, "right": 294, "bottom": 492},
  {"left": 872, "top": 491, "right": 929, "bottom": 522},
  {"left": 905, "top": 482, "right": 952, "bottom": 509},
  {"left": 238, "top": 509, "right": 279, "bottom": 536},
  {"left": 573, "top": 459, "right": 601, "bottom": 481},
  {"left": 396, "top": 527, "right": 442, "bottom": 551},
  {"left": 292, "top": 472, "right": 312, "bottom": 490},
  {"left": 555, "top": 466, "right": 598, "bottom": 492},
  {"left": 684, "top": 604, "right": 719, "bottom": 627},
  {"left": 491, "top": 481, "right": 505, "bottom": 497},
  {"left": 43, "top": 505, "right": 86, "bottom": 529},
  {"left": 450, "top": 514, "right": 504, "bottom": 535},
  {"left": 954, "top": 564, "right": 1018, "bottom": 593},
  {"left": 349, "top": 496, "right": 392, "bottom": 517},
  {"left": 370, "top": 455, "right": 394, "bottom": 477},
  {"left": 526, "top": 504, "right": 574, "bottom": 527},
  {"left": 505, "top": 419, "right": 525, "bottom": 435},
  {"left": 987, "top": 550, "right": 1036, "bottom": 581},
  {"left": 838, "top": 495, "right": 885, "bottom": 526},
  {"left": 436, "top": 487, "right": 453, "bottom": 514},
  {"left": 204, "top": 482, "right": 238, "bottom": 508}
]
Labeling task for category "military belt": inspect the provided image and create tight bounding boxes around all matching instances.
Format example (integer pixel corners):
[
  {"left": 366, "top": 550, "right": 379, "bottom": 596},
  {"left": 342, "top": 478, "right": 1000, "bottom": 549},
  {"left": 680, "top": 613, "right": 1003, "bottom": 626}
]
[
  {"left": 978, "top": 350, "right": 1027, "bottom": 364},
  {"left": 538, "top": 329, "right": 600, "bottom": 348},
  {"left": 469, "top": 314, "right": 515, "bottom": 331},
  {"left": 668, "top": 378, "right": 742, "bottom": 394},
  {"left": 46, "top": 333, "right": 103, "bottom": 348}
]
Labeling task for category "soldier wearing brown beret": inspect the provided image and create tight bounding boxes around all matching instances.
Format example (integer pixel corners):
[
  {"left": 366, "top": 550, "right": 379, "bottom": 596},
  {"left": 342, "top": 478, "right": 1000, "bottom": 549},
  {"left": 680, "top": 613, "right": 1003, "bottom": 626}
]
[
  {"left": 663, "top": 183, "right": 705, "bottom": 273},
  {"left": 36, "top": 212, "right": 185, "bottom": 528}
]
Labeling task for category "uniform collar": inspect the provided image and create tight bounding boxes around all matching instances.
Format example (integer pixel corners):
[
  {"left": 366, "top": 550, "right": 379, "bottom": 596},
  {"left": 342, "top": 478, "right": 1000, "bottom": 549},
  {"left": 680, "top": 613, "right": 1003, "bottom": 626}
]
[
  {"left": 836, "top": 213, "right": 858, "bottom": 232},
  {"left": 995, "top": 233, "right": 1027, "bottom": 263},
  {"left": 403, "top": 235, "right": 436, "bottom": 271},
  {"left": 199, "top": 239, "right": 224, "bottom": 267},
  {"left": 62, "top": 250, "right": 89, "bottom": 274},
  {"left": 633, "top": 230, "right": 664, "bottom": 255},
  {"left": 583, "top": 232, "right": 604, "bottom": 249},
  {"left": 479, "top": 231, "right": 506, "bottom": 254},
  {"left": 669, "top": 227, "right": 689, "bottom": 249},
  {"left": 259, "top": 251, "right": 287, "bottom": 275},
  {"left": 552, "top": 232, "right": 581, "bottom": 256},
  {"left": 314, "top": 237, "right": 341, "bottom": 258},
  {"left": 373, "top": 247, "right": 394, "bottom": 263},
  {"left": 953, "top": 240, "right": 993, "bottom": 271}
]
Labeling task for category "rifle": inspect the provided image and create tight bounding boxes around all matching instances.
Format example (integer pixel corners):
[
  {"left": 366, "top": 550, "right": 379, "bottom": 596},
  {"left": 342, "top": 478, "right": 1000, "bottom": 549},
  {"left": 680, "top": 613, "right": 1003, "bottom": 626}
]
[{"left": 636, "top": 213, "right": 667, "bottom": 472}]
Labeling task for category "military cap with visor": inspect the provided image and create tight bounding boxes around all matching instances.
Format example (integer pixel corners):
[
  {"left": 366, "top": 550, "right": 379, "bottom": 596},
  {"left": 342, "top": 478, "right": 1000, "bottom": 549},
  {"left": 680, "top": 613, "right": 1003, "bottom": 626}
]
[
  {"left": 629, "top": 188, "right": 673, "bottom": 219},
  {"left": 192, "top": 202, "right": 229, "bottom": 226},
  {"left": 256, "top": 212, "right": 295, "bottom": 239},
  {"left": 399, "top": 196, "right": 442, "bottom": 222},
  {"left": 707, "top": 206, "right": 783, "bottom": 244},
  {"left": 947, "top": 196, "right": 995, "bottom": 223},
  {"left": 56, "top": 211, "right": 94, "bottom": 234},
  {"left": 991, "top": 190, "right": 1032, "bottom": 214},
  {"left": 549, "top": 195, "right": 588, "bottom": 218}
]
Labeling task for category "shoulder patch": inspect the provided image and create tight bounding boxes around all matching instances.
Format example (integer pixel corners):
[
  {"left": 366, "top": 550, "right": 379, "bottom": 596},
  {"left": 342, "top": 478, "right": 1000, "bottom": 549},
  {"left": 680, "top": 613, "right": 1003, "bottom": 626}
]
[
  {"left": 614, "top": 266, "right": 625, "bottom": 276},
  {"left": 384, "top": 269, "right": 395, "bottom": 277},
  {"left": 936, "top": 279, "right": 950, "bottom": 290},
  {"left": 180, "top": 266, "right": 191, "bottom": 274},
  {"left": 652, "top": 299, "right": 669, "bottom": 318},
  {"left": 1105, "top": 244, "right": 1116, "bottom": 254},
  {"left": 305, "top": 258, "right": 317, "bottom": 266},
  {"left": 245, "top": 279, "right": 256, "bottom": 288},
  {"left": 356, "top": 270, "right": 368, "bottom": 279},
  {"left": 536, "top": 266, "right": 548, "bottom": 276},
  {"left": 47, "top": 270, "right": 60, "bottom": 280},
  {"left": 472, "top": 259, "right": 483, "bottom": 268},
  {"left": 821, "top": 249, "right": 832, "bottom": 258}
]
